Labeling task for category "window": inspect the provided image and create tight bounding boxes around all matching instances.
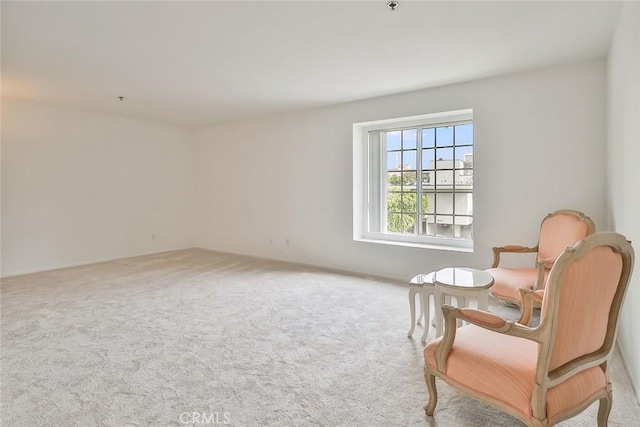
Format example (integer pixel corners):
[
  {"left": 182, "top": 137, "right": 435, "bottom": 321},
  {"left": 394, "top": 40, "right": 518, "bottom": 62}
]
[{"left": 353, "top": 109, "right": 473, "bottom": 251}]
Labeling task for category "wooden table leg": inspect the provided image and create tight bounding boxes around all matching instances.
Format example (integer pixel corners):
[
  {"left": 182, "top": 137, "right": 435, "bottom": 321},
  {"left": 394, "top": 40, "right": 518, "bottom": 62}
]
[
  {"left": 435, "top": 286, "right": 444, "bottom": 338},
  {"left": 420, "top": 290, "right": 431, "bottom": 344},
  {"left": 408, "top": 286, "right": 418, "bottom": 338}
]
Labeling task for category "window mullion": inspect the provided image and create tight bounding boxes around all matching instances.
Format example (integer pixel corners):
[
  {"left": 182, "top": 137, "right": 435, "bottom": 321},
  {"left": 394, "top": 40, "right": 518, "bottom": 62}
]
[
  {"left": 400, "top": 130, "right": 404, "bottom": 233},
  {"left": 416, "top": 128, "right": 423, "bottom": 235},
  {"left": 452, "top": 125, "right": 456, "bottom": 237},
  {"left": 380, "top": 132, "right": 387, "bottom": 233},
  {"left": 433, "top": 126, "right": 437, "bottom": 232}
]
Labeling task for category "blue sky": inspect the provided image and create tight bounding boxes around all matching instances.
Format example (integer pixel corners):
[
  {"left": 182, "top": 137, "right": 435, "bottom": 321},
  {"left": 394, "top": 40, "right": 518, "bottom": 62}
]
[{"left": 387, "top": 124, "right": 472, "bottom": 170}]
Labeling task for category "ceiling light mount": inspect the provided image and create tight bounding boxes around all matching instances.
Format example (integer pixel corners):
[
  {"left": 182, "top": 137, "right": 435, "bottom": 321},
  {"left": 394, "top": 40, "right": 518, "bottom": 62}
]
[
  {"left": 387, "top": 1, "right": 398, "bottom": 11},
  {"left": 118, "top": 96, "right": 125, "bottom": 102}
]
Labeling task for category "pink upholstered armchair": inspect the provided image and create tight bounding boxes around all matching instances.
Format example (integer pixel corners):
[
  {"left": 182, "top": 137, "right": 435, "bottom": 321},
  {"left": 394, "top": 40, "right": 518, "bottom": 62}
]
[
  {"left": 424, "top": 233, "right": 634, "bottom": 426},
  {"left": 487, "top": 210, "right": 595, "bottom": 307}
]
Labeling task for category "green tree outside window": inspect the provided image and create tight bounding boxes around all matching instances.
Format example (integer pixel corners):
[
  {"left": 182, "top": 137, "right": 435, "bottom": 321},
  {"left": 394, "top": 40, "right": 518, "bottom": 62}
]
[{"left": 386, "top": 172, "right": 428, "bottom": 233}]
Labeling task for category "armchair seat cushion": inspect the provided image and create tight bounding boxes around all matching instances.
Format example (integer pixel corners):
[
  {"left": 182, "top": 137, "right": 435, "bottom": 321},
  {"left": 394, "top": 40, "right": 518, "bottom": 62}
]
[
  {"left": 424, "top": 325, "right": 607, "bottom": 421},
  {"left": 486, "top": 267, "right": 544, "bottom": 305}
]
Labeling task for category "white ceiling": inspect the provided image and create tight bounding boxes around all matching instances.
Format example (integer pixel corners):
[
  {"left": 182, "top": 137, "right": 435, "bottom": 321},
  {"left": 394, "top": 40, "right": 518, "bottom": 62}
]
[{"left": 1, "top": 1, "right": 622, "bottom": 128}]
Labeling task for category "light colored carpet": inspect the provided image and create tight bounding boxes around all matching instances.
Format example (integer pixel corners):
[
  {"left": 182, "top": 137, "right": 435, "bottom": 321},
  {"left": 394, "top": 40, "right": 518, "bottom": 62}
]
[{"left": 1, "top": 249, "right": 639, "bottom": 426}]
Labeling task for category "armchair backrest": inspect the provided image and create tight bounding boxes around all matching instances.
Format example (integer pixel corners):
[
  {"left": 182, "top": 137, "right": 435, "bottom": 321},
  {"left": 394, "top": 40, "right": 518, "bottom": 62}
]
[
  {"left": 539, "top": 233, "right": 634, "bottom": 375},
  {"left": 537, "top": 210, "right": 596, "bottom": 267}
]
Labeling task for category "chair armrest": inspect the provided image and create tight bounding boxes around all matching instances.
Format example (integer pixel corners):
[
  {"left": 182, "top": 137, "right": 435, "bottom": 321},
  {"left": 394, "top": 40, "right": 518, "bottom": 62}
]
[
  {"left": 458, "top": 307, "right": 509, "bottom": 329},
  {"left": 491, "top": 245, "right": 538, "bottom": 268},
  {"left": 532, "top": 257, "right": 554, "bottom": 290},
  {"left": 435, "top": 305, "right": 542, "bottom": 371},
  {"left": 517, "top": 289, "right": 545, "bottom": 326},
  {"left": 535, "top": 257, "right": 555, "bottom": 268}
]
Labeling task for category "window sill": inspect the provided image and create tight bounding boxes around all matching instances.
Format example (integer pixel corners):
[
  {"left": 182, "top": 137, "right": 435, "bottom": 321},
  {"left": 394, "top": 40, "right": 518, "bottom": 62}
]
[{"left": 354, "top": 237, "right": 473, "bottom": 253}]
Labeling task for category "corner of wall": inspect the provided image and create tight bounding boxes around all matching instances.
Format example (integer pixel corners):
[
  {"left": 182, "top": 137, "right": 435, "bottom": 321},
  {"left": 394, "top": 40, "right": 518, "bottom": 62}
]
[{"left": 606, "top": 0, "right": 640, "bottom": 405}]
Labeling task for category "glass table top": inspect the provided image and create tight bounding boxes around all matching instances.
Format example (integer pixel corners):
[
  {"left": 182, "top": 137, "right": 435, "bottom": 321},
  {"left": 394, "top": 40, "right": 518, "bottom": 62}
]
[
  {"left": 409, "top": 272, "right": 435, "bottom": 285},
  {"left": 434, "top": 267, "right": 494, "bottom": 289}
]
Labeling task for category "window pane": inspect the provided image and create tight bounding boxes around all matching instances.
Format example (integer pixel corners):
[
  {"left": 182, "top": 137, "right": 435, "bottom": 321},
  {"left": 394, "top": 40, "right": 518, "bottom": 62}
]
[
  {"left": 422, "top": 193, "right": 434, "bottom": 214},
  {"left": 387, "top": 213, "right": 402, "bottom": 233},
  {"left": 421, "top": 171, "right": 434, "bottom": 189},
  {"left": 402, "top": 214, "right": 417, "bottom": 234},
  {"left": 387, "top": 131, "right": 401, "bottom": 151},
  {"left": 455, "top": 146, "right": 473, "bottom": 162},
  {"left": 455, "top": 169, "right": 473, "bottom": 188},
  {"left": 455, "top": 215, "right": 473, "bottom": 239},
  {"left": 434, "top": 170, "right": 454, "bottom": 186},
  {"left": 402, "top": 192, "right": 417, "bottom": 213},
  {"left": 403, "top": 129, "right": 417, "bottom": 150},
  {"left": 423, "top": 214, "right": 435, "bottom": 236},
  {"left": 419, "top": 215, "right": 431, "bottom": 236},
  {"left": 436, "top": 126, "right": 453, "bottom": 147},
  {"left": 436, "top": 193, "right": 453, "bottom": 214},
  {"left": 422, "top": 149, "right": 435, "bottom": 170},
  {"left": 422, "top": 128, "right": 435, "bottom": 148},
  {"left": 434, "top": 215, "right": 454, "bottom": 238},
  {"left": 435, "top": 148, "right": 454, "bottom": 165},
  {"left": 387, "top": 172, "right": 402, "bottom": 191},
  {"left": 387, "top": 213, "right": 415, "bottom": 234},
  {"left": 455, "top": 124, "right": 473, "bottom": 145},
  {"left": 402, "top": 150, "right": 417, "bottom": 170},
  {"left": 387, "top": 192, "right": 402, "bottom": 213},
  {"left": 455, "top": 193, "right": 473, "bottom": 215},
  {"left": 387, "top": 152, "right": 402, "bottom": 171},
  {"left": 402, "top": 171, "right": 417, "bottom": 191}
]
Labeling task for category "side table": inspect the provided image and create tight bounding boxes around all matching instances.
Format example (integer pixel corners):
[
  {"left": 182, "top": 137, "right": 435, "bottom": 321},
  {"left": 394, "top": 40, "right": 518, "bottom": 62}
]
[{"left": 408, "top": 272, "right": 435, "bottom": 344}]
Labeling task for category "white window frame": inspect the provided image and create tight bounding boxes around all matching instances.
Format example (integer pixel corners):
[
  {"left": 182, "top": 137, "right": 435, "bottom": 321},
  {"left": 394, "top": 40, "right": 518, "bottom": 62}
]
[{"left": 353, "top": 109, "right": 474, "bottom": 252}]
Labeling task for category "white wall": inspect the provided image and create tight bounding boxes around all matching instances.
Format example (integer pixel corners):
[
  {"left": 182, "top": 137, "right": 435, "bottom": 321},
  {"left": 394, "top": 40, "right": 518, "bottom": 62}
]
[
  {"left": 194, "top": 59, "right": 607, "bottom": 281},
  {"left": 1, "top": 99, "right": 195, "bottom": 276},
  {"left": 607, "top": 2, "right": 640, "bottom": 403}
]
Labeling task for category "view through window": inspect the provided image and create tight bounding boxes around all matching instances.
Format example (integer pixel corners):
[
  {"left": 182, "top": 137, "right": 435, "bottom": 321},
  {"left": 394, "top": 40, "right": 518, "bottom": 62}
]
[
  {"left": 353, "top": 109, "right": 473, "bottom": 250},
  {"left": 385, "top": 123, "right": 473, "bottom": 239}
]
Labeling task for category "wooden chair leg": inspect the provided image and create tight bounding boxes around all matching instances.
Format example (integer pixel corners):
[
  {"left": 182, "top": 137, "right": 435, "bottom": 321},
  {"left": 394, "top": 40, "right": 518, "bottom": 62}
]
[
  {"left": 597, "top": 390, "right": 612, "bottom": 427},
  {"left": 424, "top": 368, "right": 438, "bottom": 416}
]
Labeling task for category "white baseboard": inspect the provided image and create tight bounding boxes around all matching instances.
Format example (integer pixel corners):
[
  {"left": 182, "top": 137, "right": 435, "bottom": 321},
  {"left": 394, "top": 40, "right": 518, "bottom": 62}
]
[
  {"left": 0, "top": 246, "right": 196, "bottom": 279},
  {"left": 616, "top": 340, "right": 640, "bottom": 405}
]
